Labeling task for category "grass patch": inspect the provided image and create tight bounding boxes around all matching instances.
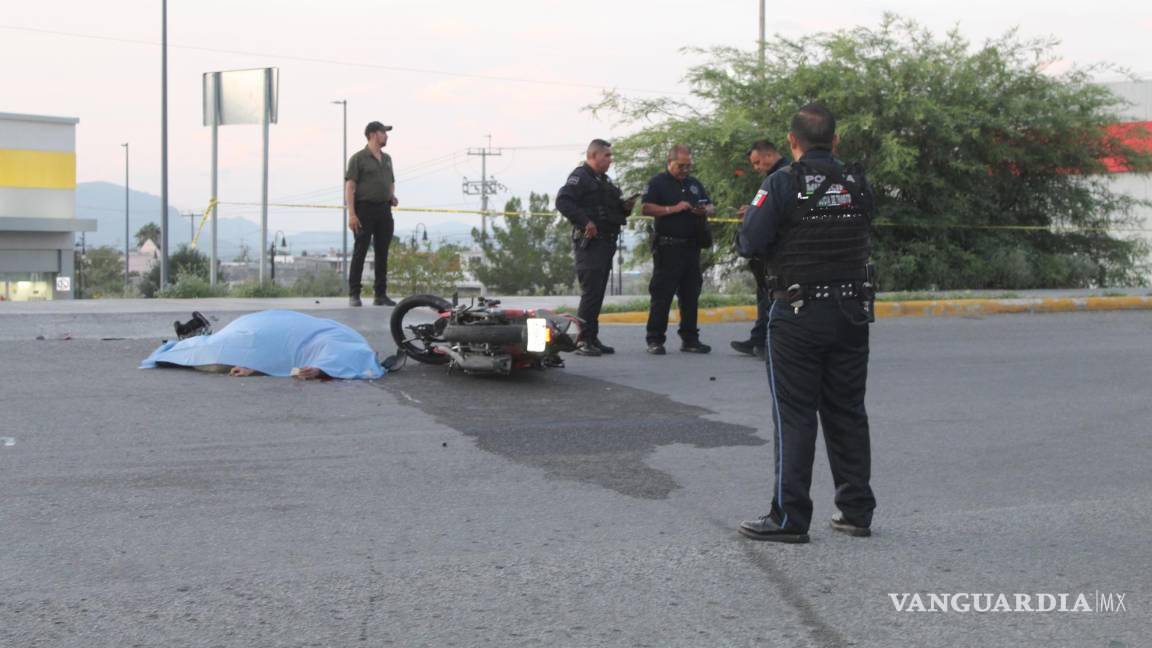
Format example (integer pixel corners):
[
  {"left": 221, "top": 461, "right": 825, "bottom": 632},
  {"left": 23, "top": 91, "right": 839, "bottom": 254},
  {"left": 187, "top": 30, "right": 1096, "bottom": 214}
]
[{"left": 875, "top": 291, "right": 1020, "bottom": 302}]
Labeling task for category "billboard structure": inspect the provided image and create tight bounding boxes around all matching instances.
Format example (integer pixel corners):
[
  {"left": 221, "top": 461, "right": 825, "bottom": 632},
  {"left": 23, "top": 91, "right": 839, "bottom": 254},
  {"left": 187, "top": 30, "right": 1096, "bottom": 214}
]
[{"left": 203, "top": 67, "right": 279, "bottom": 285}]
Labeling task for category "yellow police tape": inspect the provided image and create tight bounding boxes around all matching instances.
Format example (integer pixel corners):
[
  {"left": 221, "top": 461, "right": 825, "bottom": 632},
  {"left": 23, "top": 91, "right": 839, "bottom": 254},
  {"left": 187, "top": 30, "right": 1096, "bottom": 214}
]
[
  {"left": 189, "top": 198, "right": 219, "bottom": 250},
  {"left": 216, "top": 201, "right": 1152, "bottom": 234}
]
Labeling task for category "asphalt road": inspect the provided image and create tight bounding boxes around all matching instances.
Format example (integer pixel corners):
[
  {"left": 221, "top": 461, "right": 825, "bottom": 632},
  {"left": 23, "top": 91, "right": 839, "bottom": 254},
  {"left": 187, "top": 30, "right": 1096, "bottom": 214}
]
[{"left": 1, "top": 308, "right": 1149, "bottom": 647}]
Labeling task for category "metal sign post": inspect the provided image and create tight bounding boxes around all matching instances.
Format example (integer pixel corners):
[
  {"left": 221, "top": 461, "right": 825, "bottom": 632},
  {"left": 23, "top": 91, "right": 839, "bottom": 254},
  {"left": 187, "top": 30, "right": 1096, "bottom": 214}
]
[{"left": 202, "top": 67, "right": 279, "bottom": 285}]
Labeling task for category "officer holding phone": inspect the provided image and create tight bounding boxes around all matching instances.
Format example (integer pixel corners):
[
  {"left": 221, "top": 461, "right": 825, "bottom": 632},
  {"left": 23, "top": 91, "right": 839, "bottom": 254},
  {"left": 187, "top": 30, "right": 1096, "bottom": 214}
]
[{"left": 640, "top": 144, "right": 714, "bottom": 354}]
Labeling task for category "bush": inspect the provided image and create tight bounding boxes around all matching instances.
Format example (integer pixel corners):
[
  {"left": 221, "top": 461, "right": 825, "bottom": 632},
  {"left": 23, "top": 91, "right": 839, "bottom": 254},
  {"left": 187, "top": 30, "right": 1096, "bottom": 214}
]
[
  {"left": 293, "top": 268, "right": 344, "bottom": 297},
  {"left": 156, "top": 273, "right": 228, "bottom": 298},
  {"left": 230, "top": 281, "right": 293, "bottom": 298}
]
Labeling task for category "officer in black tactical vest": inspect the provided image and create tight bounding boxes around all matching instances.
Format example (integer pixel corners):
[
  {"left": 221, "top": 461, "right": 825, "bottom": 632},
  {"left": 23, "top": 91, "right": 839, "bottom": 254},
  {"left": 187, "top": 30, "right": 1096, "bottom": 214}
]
[
  {"left": 556, "top": 139, "right": 637, "bottom": 356},
  {"left": 735, "top": 103, "right": 878, "bottom": 544}
]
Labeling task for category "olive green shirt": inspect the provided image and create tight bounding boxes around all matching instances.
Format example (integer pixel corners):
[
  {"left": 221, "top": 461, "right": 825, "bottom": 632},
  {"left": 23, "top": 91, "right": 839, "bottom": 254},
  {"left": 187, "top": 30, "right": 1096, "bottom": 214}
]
[{"left": 345, "top": 146, "right": 395, "bottom": 203}]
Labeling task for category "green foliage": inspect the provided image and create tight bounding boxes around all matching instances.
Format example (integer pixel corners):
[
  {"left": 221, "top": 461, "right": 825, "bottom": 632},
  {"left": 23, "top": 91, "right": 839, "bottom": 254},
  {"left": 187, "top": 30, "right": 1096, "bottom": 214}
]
[
  {"left": 387, "top": 238, "right": 467, "bottom": 296},
  {"left": 141, "top": 244, "right": 214, "bottom": 297},
  {"left": 135, "top": 222, "right": 160, "bottom": 248},
  {"left": 292, "top": 268, "right": 344, "bottom": 297},
  {"left": 76, "top": 245, "right": 128, "bottom": 298},
  {"left": 157, "top": 272, "right": 229, "bottom": 298},
  {"left": 592, "top": 15, "right": 1152, "bottom": 289},
  {"left": 230, "top": 281, "right": 293, "bottom": 298},
  {"left": 468, "top": 193, "right": 576, "bottom": 295}
]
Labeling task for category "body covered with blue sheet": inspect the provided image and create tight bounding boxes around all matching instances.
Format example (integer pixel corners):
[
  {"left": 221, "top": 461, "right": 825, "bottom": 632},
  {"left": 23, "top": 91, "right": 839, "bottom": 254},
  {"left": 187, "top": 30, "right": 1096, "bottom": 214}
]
[{"left": 140, "top": 310, "right": 384, "bottom": 380}]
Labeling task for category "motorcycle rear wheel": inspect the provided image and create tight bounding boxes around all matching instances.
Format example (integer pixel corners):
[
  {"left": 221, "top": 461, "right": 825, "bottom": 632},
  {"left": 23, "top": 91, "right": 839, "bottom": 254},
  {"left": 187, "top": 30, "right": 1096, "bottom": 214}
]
[{"left": 390, "top": 294, "right": 453, "bottom": 365}]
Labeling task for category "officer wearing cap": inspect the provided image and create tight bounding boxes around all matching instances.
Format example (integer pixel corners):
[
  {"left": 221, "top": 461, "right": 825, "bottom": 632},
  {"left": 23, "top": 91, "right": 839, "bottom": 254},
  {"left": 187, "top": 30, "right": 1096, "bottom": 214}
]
[
  {"left": 736, "top": 103, "right": 878, "bottom": 543},
  {"left": 345, "top": 121, "right": 398, "bottom": 307},
  {"left": 640, "top": 144, "right": 714, "bottom": 355},
  {"left": 732, "top": 140, "right": 789, "bottom": 359},
  {"left": 556, "top": 139, "right": 636, "bottom": 356}
]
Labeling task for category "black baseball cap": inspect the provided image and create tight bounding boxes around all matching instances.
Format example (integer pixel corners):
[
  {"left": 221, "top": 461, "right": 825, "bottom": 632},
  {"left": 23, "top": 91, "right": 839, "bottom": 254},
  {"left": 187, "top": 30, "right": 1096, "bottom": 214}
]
[{"left": 364, "top": 121, "right": 393, "bottom": 137}]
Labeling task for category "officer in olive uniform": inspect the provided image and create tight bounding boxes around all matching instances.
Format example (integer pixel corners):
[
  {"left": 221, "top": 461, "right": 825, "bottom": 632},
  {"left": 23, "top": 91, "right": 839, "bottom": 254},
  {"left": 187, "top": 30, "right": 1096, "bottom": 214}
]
[
  {"left": 556, "top": 139, "right": 636, "bottom": 356},
  {"left": 640, "top": 145, "right": 714, "bottom": 355},
  {"left": 736, "top": 104, "right": 878, "bottom": 544},
  {"left": 345, "top": 121, "right": 399, "bottom": 307}
]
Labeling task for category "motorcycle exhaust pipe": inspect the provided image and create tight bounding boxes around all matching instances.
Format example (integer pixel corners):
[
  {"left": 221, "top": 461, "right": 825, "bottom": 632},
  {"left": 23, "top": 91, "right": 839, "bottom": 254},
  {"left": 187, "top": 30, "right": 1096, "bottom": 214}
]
[{"left": 440, "top": 324, "right": 525, "bottom": 345}]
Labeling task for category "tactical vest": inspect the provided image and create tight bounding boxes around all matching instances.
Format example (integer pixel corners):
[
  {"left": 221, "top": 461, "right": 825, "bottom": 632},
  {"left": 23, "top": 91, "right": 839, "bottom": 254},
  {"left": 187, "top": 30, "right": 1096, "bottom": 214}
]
[
  {"left": 591, "top": 172, "right": 627, "bottom": 231},
  {"left": 766, "top": 159, "right": 872, "bottom": 286}
]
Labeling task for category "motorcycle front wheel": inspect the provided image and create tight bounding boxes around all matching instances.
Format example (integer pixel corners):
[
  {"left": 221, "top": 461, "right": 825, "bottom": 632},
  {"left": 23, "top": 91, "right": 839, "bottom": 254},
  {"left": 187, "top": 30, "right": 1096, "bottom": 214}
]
[{"left": 390, "top": 294, "right": 454, "bottom": 365}]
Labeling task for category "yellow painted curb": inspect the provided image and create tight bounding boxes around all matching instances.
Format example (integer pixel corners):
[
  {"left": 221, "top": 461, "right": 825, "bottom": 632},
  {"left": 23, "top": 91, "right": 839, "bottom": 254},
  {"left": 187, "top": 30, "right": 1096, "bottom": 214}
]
[{"left": 599, "top": 296, "right": 1152, "bottom": 324}]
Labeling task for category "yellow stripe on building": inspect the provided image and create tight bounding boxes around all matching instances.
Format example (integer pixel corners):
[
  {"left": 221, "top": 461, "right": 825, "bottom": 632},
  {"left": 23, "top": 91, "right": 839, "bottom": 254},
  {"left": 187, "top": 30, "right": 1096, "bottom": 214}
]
[{"left": 0, "top": 150, "right": 76, "bottom": 190}]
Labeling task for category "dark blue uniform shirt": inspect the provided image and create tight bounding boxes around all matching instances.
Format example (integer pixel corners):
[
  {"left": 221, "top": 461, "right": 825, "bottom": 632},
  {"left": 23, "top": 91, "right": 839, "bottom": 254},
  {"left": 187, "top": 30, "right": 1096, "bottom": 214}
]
[
  {"left": 737, "top": 148, "right": 874, "bottom": 258},
  {"left": 642, "top": 171, "right": 712, "bottom": 239}
]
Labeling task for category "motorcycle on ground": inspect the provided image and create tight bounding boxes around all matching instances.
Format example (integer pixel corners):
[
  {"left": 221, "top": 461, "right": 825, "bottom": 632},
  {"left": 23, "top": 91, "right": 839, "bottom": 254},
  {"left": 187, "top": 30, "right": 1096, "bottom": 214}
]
[{"left": 388, "top": 294, "right": 584, "bottom": 375}]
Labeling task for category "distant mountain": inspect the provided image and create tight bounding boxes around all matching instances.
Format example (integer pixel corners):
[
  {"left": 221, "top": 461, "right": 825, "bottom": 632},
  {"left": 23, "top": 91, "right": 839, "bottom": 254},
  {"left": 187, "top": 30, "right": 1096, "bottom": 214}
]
[
  {"left": 77, "top": 182, "right": 260, "bottom": 259},
  {"left": 76, "top": 182, "right": 568, "bottom": 258}
]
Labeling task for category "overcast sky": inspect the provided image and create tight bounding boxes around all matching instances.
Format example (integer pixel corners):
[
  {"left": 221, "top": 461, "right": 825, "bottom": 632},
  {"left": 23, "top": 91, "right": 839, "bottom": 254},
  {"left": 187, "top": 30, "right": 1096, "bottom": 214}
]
[{"left": 2, "top": 0, "right": 1150, "bottom": 240}]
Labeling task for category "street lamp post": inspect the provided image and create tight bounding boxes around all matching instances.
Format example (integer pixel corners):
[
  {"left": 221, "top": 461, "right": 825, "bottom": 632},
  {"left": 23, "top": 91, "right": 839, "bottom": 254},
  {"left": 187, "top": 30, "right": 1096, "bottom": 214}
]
[
  {"left": 270, "top": 230, "right": 288, "bottom": 284},
  {"left": 122, "top": 142, "right": 129, "bottom": 295},
  {"left": 331, "top": 100, "right": 348, "bottom": 289},
  {"left": 410, "top": 222, "right": 429, "bottom": 248}
]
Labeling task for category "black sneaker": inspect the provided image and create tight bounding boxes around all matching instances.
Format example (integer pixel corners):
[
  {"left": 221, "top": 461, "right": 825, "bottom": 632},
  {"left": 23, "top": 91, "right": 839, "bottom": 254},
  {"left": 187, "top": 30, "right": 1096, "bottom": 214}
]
[
  {"left": 738, "top": 516, "right": 810, "bottom": 543},
  {"left": 730, "top": 339, "right": 757, "bottom": 356},
  {"left": 680, "top": 340, "right": 712, "bottom": 354},
  {"left": 575, "top": 342, "right": 603, "bottom": 357},
  {"left": 754, "top": 345, "right": 766, "bottom": 360},
  {"left": 646, "top": 343, "right": 666, "bottom": 355},
  {"left": 349, "top": 295, "right": 363, "bottom": 307},
  {"left": 590, "top": 338, "right": 615, "bottom": 354},
  {"left": 829, "top": 513, "right": 871, "bottom": 537},
  {"left": 373, "top": 295, "right": 397, "bottom": 307}
]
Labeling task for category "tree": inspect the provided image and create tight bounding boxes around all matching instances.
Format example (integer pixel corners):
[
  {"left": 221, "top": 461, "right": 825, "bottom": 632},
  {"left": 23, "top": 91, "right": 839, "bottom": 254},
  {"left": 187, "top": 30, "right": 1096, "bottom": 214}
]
[
  {"left": 77, "top": 246, "right": 127, "bottom": 298},
  {"left": 141, "top": 244, "right": 212, "bottom": 298},
  {"left": 592, "top": 16, "right": 1152, "bottom": 290},
  {"left": 135, "top": 222, "right": 160, "bottom": 249},
  {"left": 387, "top": 238, "right": 466, "bottom": 296},
  {"left": 468, "top": 193, "right": 576, "bottom": 294}
]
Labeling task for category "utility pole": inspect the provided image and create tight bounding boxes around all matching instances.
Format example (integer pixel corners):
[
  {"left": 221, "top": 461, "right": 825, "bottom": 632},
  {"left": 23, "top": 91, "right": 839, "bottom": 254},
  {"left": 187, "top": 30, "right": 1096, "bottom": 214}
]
[
  {"left": 159, "top": 0, "right": 170, "bottom": 288},
  {"left": 758, "top": 0, "right": 766, "bottom": 69},
  {"left": 463, "top": 135, "right": 505, "bottom": 236},
  {"left": 184, "top": 210, "right": 196, "bottom": 243}
]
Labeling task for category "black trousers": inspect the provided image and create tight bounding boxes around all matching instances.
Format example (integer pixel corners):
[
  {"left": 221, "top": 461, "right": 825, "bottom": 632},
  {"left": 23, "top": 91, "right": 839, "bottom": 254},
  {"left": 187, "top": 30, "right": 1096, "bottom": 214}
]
[
  {"left": 748, "top": 259, "right": 769, "bottom": 345},
  {"left": 646, "top": 245, "right": 702, "bottom": 344},
  {"left": 764, "top": 297, "right": 875, "bottom": 532},
  {"left": 574, "top": 237, "right": 617, "bottom": 340},
  {"left": 349, "top": 201, "right": 394, "bottom": 297}
]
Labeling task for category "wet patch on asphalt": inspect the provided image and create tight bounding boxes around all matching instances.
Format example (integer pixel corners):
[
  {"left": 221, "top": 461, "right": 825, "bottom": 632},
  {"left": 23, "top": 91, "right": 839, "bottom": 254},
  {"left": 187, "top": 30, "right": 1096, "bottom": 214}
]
[{"left": 376, "top": 364, "right": 765, "bottom": 499}]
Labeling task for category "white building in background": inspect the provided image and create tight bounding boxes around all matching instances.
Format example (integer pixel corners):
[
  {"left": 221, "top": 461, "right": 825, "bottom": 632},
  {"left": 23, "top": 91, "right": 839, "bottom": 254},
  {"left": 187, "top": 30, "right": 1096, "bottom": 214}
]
[
  {"left": 1102, "top": 80, "right": 1152, "bottom": 280},
  {"left": 0, "top": 112, "right": 96, "bottom": 300}
]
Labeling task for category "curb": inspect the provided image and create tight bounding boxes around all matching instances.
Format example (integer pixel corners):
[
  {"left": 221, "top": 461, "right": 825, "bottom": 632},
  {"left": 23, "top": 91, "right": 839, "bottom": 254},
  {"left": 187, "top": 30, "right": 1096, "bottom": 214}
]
[{"left": 599, "top": 296, "right": 1152, "bottom": 324}]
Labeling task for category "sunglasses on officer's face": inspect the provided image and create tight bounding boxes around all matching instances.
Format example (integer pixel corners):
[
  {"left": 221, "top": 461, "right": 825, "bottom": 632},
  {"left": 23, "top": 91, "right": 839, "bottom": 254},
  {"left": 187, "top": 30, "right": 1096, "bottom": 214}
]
[{"left": 673, "top": 163, "right": 693, "bottom": 170}]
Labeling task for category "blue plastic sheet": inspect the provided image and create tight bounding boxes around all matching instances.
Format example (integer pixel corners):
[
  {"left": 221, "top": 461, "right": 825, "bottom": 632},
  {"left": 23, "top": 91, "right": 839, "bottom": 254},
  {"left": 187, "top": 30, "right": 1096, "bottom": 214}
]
[{"left": 140, "top": 310, "right": 384, "bottom": 380}]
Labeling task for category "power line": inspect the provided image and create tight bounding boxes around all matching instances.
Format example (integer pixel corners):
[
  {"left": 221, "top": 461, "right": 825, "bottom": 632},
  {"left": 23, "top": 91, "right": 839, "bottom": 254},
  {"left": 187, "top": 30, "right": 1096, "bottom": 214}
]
[{"left": 0, "top": 24, "right": 690, "bottom": 96}]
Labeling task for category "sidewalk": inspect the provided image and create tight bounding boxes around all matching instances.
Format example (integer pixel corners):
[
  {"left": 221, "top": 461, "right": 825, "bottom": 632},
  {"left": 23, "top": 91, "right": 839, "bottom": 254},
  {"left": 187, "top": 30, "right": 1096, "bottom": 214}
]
[{"left": 1, "top": 290, "right": 1148, "bottom": 340}]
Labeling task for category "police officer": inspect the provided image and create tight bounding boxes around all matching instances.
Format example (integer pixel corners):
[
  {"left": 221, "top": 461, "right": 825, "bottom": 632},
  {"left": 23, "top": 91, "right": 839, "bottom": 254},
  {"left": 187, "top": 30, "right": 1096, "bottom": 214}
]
[
  {"left": 556, "top": 139, "right": 636, "bottom": 356},
  {"left": 736, "top": 104, "right": 877, "bottom": 543},
  {"left": 732, "top": 140, "right": 789, "bottom": 359},
  {"left": 640, "top": 145, "right": 714, "bottom": 355}
]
